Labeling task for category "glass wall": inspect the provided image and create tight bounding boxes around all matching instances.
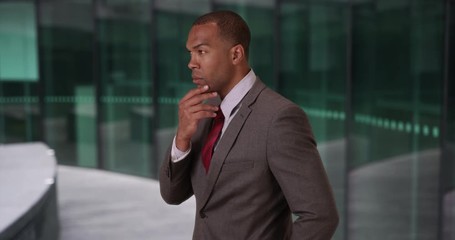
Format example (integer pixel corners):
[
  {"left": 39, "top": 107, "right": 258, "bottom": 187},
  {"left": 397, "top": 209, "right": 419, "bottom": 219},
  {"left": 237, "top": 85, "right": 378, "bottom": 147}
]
[
  {"left": 96, "top": 0, "right": 154, "bottom": 177},
  {"left": 0, "top": 1, "right": 40, "bottom": 143},
  {"left": 349, "top": 0, "right": 444, "bottom": 239},
  {"left": 0, "top": 0, "right": 454, "bottom": 239},
  {"left": 39, "top": 0, "right": 96, "bottom": 167}
]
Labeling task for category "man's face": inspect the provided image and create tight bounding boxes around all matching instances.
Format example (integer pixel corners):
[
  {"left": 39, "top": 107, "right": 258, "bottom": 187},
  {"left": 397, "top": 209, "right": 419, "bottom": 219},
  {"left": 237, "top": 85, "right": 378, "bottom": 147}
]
[{"left": 186, "top": 23, "right": 234, "bottom": 95}]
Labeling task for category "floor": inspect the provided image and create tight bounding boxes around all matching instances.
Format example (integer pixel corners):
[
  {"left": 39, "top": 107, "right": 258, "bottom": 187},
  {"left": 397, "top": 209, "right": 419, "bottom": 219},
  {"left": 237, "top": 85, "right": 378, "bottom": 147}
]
[
  {"left": 57, "top": 166, "right": 195, "bottom": 240},
  {"left": 56, "top": 147, "right": 445, "bottom": 240}
]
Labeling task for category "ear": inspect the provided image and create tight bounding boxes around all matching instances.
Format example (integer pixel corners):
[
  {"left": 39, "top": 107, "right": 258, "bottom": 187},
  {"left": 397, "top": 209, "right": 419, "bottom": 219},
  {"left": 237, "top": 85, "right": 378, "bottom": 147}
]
[{"left": 230, "top": 44, "right": 245, "bottom": 65}]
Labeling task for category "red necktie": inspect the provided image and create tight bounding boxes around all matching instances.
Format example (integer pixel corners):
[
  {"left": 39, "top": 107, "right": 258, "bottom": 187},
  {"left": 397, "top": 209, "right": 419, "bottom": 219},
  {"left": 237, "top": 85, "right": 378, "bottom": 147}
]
[{"left": 201, "top": 109, "right": 225, "bottom": 173}]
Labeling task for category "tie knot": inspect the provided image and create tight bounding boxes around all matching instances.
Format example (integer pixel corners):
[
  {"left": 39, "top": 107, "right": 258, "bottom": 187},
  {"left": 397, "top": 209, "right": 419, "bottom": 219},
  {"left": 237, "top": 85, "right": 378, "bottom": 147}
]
[{"left": 215, "top": 108, "right": 224, "bottom": 121}]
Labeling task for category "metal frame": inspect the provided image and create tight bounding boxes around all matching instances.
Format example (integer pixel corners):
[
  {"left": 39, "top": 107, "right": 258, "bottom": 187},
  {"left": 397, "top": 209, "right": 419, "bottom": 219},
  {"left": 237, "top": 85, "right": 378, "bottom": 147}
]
[
  {"left": 438, "top": 0, "right": 452, "bottom": 239},
  {"left": 149, "top": 0, "right": 160, "bottom": 178},
  {"left": 93, "top": 0, "right": 104, "bottom": 169},
  {"left": 344, "top": 1, "right": 353, "bottom": 239},
  {"left": 35, "top": 0, "right": 45, "bottom": 142}
]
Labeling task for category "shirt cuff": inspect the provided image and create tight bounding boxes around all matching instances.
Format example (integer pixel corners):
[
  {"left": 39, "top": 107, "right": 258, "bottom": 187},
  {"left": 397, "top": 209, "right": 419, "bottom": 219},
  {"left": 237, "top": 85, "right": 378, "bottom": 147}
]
[{"left": 171, "top": 136, "right": 191, "bottom": 163}]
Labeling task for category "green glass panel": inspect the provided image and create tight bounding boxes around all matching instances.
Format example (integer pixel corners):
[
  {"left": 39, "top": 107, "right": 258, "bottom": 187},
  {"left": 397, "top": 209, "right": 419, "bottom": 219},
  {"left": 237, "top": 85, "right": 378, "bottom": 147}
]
[
  {"left": 98, "top": 0, "right": 154, "bottom": 177},
  {"left": 39, "top": 0, "right": 96, "bottom": 167},
  {"left": 349, "top": 0, "right": 444, "bottom": 239},
  {"left": 0, "top": 1, "right": 40, "bottom": 143},
  {"left": 0, "top": 2, "right": 38, "bottom": 81}
]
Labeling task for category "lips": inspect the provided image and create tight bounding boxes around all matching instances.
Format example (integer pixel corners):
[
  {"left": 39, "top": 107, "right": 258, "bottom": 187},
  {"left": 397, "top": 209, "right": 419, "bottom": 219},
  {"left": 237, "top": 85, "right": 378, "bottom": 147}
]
[{"left": 192, "top": 75, "right": 205, "bottom": 86}]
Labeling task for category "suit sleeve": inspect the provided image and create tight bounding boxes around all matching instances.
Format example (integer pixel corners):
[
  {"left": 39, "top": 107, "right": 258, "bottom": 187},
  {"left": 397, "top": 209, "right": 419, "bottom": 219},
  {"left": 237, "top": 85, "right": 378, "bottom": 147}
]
[
  {"left": 159, "top": 146, "right": 194, "bottom": 205},
  {"left": 267, "top": 104, "right": 339, "bottom": 240}
]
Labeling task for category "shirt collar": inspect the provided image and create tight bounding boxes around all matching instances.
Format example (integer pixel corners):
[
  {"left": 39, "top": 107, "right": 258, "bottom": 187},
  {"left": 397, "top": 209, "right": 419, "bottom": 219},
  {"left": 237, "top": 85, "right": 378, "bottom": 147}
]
[{"left": 220, "top": 69, "right": 256, "bottom": 118}]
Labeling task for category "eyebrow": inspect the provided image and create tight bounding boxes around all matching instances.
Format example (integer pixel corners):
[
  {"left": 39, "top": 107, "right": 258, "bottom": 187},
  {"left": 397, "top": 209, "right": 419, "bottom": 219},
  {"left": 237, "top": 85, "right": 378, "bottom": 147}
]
[{"left": 188, "top": 43, "right": 209, "bottom": 50}]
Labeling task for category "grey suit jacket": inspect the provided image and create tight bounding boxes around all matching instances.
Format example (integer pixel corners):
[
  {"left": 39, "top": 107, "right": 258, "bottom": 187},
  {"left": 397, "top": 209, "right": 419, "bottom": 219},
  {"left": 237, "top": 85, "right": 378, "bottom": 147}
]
[{"left": 159, "top": 79, "right": 339, "bottom": 240}]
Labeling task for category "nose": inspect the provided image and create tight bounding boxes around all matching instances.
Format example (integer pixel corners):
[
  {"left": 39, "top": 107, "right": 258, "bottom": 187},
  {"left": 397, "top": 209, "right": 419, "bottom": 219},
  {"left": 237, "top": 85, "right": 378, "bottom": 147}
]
[{"left": 188, "top": 55, "right": 198, "bottom": 70}]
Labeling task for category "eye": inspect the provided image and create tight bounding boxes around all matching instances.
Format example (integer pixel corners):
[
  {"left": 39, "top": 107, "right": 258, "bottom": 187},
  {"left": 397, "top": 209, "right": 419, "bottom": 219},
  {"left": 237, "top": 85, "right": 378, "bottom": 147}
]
[{"left": 198, "top": 50, "right": 207, "bottom": 55}]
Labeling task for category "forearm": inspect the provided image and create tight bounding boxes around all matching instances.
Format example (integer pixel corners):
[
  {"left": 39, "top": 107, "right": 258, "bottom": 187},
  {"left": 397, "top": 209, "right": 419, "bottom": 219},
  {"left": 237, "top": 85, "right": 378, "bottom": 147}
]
[{"left": 159, "top": 148, "right": 194, "bottom": 205}]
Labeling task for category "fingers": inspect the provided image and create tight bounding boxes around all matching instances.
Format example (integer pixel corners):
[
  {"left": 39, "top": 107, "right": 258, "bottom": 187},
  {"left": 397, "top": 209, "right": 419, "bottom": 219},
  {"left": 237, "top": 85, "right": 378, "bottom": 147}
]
[
  {"left": 179, "top": 94, "right": 218, "bottom": 120},
  {"left": 176, "top": 85, "right": 219, "bottom": 144},
  {"left": 184, "top": 103, "right": 218, "bottom": 115},
  {"left": 180, "top": 85, "right": 216, "bottom": 103},
  {"left": 180, "top": 85, "right": 208, "bottom": 102},
  {"left": 179, "top": 85, "right": 218, "bottom": 111}
]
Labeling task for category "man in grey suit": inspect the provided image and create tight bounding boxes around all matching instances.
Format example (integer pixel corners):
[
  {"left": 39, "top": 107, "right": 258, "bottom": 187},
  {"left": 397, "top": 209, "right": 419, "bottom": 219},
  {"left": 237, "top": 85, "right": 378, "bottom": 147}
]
[{"left": 159, "top": 10, "right": 339, "bottom": 240}]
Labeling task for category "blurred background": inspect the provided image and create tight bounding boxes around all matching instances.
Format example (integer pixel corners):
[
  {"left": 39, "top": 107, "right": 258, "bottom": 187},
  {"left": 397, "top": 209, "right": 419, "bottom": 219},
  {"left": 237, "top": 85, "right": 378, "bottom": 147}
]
[{"left": 0, "top": 0, "right": 454, "bottom": 239}]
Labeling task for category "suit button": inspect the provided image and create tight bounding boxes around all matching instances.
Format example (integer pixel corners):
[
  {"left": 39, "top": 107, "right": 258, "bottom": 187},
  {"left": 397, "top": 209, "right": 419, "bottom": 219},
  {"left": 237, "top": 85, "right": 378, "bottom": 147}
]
[{"left": 200, "top": 211, "right": 207, "bottom": 218}]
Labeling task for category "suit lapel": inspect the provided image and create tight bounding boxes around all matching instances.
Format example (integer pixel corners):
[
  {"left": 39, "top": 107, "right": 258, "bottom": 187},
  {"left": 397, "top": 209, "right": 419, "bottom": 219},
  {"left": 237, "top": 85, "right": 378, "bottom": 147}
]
[{"left": 198, "top": 78, "right": 266, "bottom": 210}]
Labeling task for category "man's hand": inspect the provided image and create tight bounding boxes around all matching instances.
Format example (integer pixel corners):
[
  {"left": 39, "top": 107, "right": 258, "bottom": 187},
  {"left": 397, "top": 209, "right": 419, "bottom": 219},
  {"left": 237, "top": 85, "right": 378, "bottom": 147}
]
[{"left": 175, "top": 85, "right": 218, "bottom": 152}]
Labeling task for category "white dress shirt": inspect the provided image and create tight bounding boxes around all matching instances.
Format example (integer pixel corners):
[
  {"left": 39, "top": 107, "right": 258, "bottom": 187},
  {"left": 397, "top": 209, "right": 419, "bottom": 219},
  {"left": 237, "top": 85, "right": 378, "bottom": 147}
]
[{"left": 171, "top": 70, "right": 257, "bottom": 162}]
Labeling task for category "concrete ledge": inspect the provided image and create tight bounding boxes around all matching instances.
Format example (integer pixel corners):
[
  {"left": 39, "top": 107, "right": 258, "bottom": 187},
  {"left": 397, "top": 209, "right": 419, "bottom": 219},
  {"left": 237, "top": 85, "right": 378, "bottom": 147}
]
[{"left": 0, "top": 142, "right": 59, "bottom": 240}]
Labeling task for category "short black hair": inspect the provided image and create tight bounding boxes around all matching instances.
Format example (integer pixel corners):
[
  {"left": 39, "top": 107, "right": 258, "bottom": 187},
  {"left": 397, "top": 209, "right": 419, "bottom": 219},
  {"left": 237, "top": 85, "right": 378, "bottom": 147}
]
[{"left": 193, "top": 10, "right": 251, "bottom": 58}]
